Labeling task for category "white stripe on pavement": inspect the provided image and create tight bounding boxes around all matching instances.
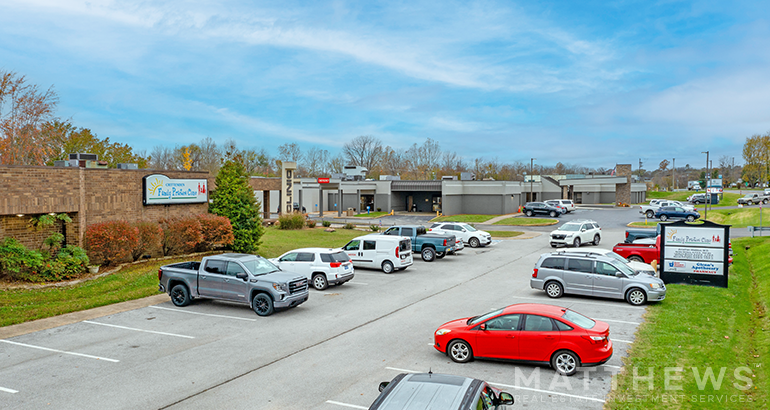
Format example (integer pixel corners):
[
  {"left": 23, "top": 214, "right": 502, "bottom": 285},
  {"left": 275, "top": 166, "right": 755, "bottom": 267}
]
[
  {"left": 149, "top": 306, "right": 257, "bottom": 321},
  {"left": 604, "top": 365, "right": 622, "bottom": 369},
  {"left": 326, "top": 400, "right": 368, "bottom": 409},
  {"left": 0, "top": 340, "right": 119, "bottom": 362},
  {"left": 0, "top": 386, "right": 18, "bottom": 394},
  {"left": 386, "top": 366, "right": 419, "bottom": 373},
  {"left": 346, "top": 282, "right": 368, "bottom": 285},
  {"left": 83, "top": 321, "right": 195, "bottom": 339}
]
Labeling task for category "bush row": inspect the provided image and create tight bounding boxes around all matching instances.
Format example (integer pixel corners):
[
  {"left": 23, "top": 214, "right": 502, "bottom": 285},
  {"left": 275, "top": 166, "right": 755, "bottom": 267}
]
[
  {"left": 0, "top": 238, "right": 89, "bottom": 282},
  {"left": 85, "top": 214, "right": 234, "bottom": 266}
]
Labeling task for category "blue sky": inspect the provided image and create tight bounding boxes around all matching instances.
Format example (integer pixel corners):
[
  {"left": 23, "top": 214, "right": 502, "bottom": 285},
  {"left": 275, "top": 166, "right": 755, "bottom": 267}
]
[{"left": 2, "top": 0, "right": 769, "bottom": 170}]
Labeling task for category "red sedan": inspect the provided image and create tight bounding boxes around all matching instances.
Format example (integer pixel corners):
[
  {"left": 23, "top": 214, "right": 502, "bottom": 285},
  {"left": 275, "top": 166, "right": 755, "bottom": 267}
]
[{"left": 434, "top": 303, "right": 612, "bottom": 376}]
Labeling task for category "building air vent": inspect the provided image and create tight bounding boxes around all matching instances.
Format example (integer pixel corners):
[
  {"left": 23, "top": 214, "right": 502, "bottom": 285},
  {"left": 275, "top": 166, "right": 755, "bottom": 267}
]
[
  {"left": 69, "top": 153, "right": 98, "bottom": 161},
  {"left": 117, "top": 163, "right": 138, "bottom": 170}
]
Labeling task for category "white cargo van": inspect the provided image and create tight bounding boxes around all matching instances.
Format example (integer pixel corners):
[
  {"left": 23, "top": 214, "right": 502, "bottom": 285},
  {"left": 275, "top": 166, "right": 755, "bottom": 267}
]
[{"left": 341, "top": 234, "right": 413, "bottom": 273}]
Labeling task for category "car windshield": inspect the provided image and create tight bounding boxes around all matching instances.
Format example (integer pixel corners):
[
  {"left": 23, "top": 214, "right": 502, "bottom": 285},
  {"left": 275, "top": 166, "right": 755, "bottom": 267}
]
[
  {"left": 562, "top": 310, "right": 596, "bottom": 329},
  {"left": 560, "top": 224, "right": 581, "bottom": 232},
  {"left": 468, "top": 308, "right": 504, "bottom": 325},
  {"left": 242, "top": 258, "right": 280, "bottom": 275},
  {"left": 461, "top": 224, "right": 477, "bottom": 232},
  {"left": 743, "top": 195, "right": 754, "bottom": 198}
]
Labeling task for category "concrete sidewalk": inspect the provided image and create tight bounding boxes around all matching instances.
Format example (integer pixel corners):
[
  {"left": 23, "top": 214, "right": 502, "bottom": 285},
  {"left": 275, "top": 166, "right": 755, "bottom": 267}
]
[
  {"left": 0, "top": 294, "right": 170, "bottom": 339},
  {"left": 479, "top": 213, "right": 523, "bottom": 224}
]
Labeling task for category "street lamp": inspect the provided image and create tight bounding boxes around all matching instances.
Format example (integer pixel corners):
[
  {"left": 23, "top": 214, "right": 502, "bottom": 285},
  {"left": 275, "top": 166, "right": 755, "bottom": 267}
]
[
  {"left": 702, "top": 151, "right": 709, "bottom": 220},
  {"left": 530, "top": 158, "right": 536, "bottom": 202}
]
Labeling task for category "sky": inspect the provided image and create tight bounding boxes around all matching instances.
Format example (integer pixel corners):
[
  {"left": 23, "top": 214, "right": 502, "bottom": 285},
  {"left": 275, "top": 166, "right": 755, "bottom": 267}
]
[{"left": 2, "top": 0, "right": 770, "bottom": 170}]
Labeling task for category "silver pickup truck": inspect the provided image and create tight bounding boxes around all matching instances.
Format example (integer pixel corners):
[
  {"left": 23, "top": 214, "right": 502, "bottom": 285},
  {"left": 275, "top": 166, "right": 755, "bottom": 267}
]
[{"left": 158, "top": 253, "right": 309, "bottom": 316}]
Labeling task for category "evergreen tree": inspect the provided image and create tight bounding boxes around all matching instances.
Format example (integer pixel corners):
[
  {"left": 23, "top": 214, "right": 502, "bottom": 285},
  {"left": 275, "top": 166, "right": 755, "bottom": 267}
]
[{"left": 209, "top": 158, "right": 264, "bottom": 253}]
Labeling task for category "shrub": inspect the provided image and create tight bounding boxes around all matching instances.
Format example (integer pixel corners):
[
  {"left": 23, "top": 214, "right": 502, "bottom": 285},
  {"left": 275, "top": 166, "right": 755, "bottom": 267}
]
[
  {"left": 85, "top": 221, "right": 139, "bottom": 266},
  {"left": 322, "top": 220, "right": 332, "bottom": 227},
  {"left": 278, "top": 212, "right": 306, "bottom": 230},
  {"left": 198, "top": 214, "right": 235, "bottom": 251},
  {"left": 344, "top": 223, "right": 356, "bottom": 230},
  {"left": 306, "top": 219, "right": 317, "bottom": 228},
  {"left": 132, "top": 221, "right": 164, "bottom": 261},
  {"left": 40, "top": 246, "right": 89, "bottom": 281},
  {"left": 377, "top": 208, "right": 382, "bottom": 212},
  {"left": 160, "top": 217, "right": 203, "bottom": 256},
  {"left": 369, "top": 225, "right": 380, "bottom": 232},
  {"left": 0, "top": 237, "right": 44, "bottom": 281}
]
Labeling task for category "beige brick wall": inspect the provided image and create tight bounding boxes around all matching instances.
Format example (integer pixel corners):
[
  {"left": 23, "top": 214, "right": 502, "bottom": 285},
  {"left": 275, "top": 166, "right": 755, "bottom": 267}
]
[{"left": 0, "top": 166, "right": 212, "bottom": 249}]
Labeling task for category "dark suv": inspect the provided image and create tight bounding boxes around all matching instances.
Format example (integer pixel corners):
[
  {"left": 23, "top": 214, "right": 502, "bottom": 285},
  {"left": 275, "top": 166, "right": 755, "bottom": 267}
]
[
  {"left": 523, "top": 202, "right": 562, "bottom": 217},
  {"left": 370, "top": 372, "right": 514, "bottom": 410}
]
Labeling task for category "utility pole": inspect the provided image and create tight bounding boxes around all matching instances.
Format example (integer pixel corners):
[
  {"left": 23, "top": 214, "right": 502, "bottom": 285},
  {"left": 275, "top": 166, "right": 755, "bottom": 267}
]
[
  {"left": 673, "top": 158, "right": 676, "bottom": 190},
  {"left": 639, "top": 158, "right": 643, "bottom": 179},
  {"left": 702, "top": 151, "right": 709, "bottom": 220},
  {"left": 530, "top": 158, "right": 536, "bottom": 202}
]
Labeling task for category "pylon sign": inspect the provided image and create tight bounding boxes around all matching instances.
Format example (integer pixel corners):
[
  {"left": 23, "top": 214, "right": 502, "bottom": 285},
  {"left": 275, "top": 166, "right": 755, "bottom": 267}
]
[{"left": 659, "top": 220, "right": 730, "bottom": 288}]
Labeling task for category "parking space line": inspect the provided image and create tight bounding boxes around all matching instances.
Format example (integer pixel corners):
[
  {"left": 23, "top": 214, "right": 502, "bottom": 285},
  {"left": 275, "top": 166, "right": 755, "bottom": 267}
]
[
  {"left": 0, "top": 386, "right": 18, "bottom": 394},
  {"left": 604, "top": 365, "right": 622, "bottom": 369},
  {"left": 382, "top": 366, "right": 605, "bottom": 403},
  {"left": 611, "top": 338, "right": 634, "bottom": 344},
  {"left": 0, "top": 340, "right": 119, "bottom": 362},
  {"left": 595, "top": 318, "right": 641, "bottom": 325},
  {"left": 149, "top": 306, "right": 257, "bottom": 321},
  {"left": 82, "top": 321, "right": 195, "bottom": 339},
  {"left": 490, "top": 381, "right": 606, "bottom": 403},
  {"left": 325, "top": 400, "right": 367, "bottom": 409}
]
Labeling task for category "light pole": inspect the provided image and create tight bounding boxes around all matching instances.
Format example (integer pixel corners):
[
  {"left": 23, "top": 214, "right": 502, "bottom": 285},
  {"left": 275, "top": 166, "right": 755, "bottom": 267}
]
[
  {"left": 702, "top": 151, "right": 709, "bottom": 220},
  {"left": 673, "top": 158, "right": 676, "bottom": 190},
  {"left": 530, "top": 158, "right": 536, "bottom": 202}
]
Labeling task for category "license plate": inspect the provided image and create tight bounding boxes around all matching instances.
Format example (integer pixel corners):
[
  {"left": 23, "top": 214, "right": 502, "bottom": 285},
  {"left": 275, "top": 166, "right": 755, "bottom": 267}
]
[{"left": 344, "top": 265, "right": 349, "bottom": 270}]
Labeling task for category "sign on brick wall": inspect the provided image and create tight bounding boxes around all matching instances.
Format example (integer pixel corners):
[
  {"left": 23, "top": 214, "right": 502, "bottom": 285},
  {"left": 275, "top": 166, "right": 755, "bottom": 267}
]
[{"left": 143, "top": 174, "right": 208, "bottom": 205}]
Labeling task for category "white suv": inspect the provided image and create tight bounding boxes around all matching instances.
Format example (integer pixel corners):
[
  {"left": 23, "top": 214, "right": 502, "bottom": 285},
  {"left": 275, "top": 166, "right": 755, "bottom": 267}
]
[
  {"left": 549, "top": 220, "right": 601, "bottom": 248},
  {"left": 269, "top": 248, "right": 354, "bottom": 290},
  {"left": 429, "top": 222, "right": 492, "bottom": 248}
]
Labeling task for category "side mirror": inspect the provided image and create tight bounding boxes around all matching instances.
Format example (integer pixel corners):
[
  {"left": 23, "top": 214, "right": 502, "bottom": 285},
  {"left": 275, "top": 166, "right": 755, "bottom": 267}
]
[
  {"left": 236, "top": 272, "right": 248, "bottom": 280},
  {"left": 479, "top": 323, "right": 486, "bottom": 331},
  {"left": 462, "top": 229, "right": 467, "bottom": 232},
  {"left": 616, "top": 272, "right": 625, "bottom": 278},
  {"left": 498, "top": 392, "right": 514, "bottom": 405},
  {"left": 581, "top": 228, "right": 586, "bottom": 232},
  {"left": 378, "top": 382, "right": 389, "bottom": 392}
]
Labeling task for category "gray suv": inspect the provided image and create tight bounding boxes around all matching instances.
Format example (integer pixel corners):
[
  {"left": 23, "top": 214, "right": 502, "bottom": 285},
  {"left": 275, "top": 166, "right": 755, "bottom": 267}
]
[{"left": 530, "top": 251, "right": 666, "bottom": 306}]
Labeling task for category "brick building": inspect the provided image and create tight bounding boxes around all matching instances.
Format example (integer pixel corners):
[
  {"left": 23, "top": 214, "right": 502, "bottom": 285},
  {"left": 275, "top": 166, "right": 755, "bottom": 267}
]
[{"left": 0, "top": 165, "right": 213, "bottom": 250}]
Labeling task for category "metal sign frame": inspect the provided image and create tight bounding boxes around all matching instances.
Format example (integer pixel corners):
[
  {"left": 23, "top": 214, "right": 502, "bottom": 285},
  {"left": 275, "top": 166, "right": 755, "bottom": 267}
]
[{"left": 659, "top": 220, "right": 730, "bottom": 288}]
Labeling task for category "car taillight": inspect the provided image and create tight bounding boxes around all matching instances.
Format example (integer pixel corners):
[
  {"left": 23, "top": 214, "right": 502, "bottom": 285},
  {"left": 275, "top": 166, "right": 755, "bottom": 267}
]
[
  {"left": 395, "top": 246, "right": 399, "bottom": 258},
  {"left": 532, "top": 268, "right": 538, "bottom": 278},
  {"left": 625, "top": 231, "right": 629, "bottom": 238},
  {"left": 158, "top": 269, "right": 162, "bottom": 281},
  {"left": 330, "top": 262, "right": 342, "bottom": 268},
  {"left": 443, "top": 239, "right": 447, "bottom": 246},
  {"left": 582, "top": 335, "right": 607, "bottom": 344}
]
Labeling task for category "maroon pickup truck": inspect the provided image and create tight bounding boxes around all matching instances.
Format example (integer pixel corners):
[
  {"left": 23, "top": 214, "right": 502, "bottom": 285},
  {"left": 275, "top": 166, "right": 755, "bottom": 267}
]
[{"left": 612, "top": 236, "right": 661, "bottom": 263}]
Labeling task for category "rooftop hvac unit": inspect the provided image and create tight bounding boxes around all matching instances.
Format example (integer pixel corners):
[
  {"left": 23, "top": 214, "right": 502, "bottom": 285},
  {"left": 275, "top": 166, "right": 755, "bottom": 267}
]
[
  {"left": 117, "top": 163, "right": 138, "bottom": 169},
  {"left": 69, "top": 153, "right": 98, "bottom": 161},
  {"left": 53, "top": 160, "right": 72, "bottom": 167}
]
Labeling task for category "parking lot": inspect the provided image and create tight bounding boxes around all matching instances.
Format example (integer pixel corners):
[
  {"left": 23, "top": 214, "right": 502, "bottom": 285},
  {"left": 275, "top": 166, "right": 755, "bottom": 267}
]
[{"left": 1, "top": 207, "right": 651, "bottom": 409}]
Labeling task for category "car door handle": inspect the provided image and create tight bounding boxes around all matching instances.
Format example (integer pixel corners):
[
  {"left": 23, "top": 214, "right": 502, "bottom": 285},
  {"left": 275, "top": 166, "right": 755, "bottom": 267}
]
[
  {"left": 505, "top": 335, "right": 515, "bottom": 339},
  {"left": 545, "top": 335, "right": 555, "bottom": 339}
]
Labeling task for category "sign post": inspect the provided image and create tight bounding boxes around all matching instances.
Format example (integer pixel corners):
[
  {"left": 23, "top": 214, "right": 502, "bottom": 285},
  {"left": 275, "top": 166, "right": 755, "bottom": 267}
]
[
  {"left": 281, "top": 161, "right": 297, "bottom": 214},
  {"left": 659, "top": 220, "right": 730, "bottom": 288}
]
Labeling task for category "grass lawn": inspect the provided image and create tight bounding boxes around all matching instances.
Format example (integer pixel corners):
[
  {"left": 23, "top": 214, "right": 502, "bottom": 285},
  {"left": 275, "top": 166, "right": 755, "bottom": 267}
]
[
  {"left": 628, "top": 221, "right": 660, "bottom": 228},
  {"left": 607, "top": 236, "right": 769, "bottom": 409},
  {"left": 488, "top": 231, "right": 524, "bottom": 238},
  {"left": 353, "top": 211, "right": 390, "bottom": 218},
  {"left": 642, "top": 192, "right": 741, "bottom": 207},
  {"left": 0, "top": 227, "right": 362, "bottom": 328},
  {"left": 493, "top": 217, "right": 558, "bottom": 226},
  {"left": 431, "top": 214, "right": 499, "bottom": 223},
  {"left": 703, "top": 208, "right": 770, "bottom": 228}
]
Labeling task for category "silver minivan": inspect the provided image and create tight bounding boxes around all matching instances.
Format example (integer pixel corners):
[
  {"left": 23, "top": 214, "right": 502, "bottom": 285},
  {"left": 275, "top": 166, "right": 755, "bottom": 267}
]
[{"left": 530, "top": 251, "right": 666, "bottom": 306}]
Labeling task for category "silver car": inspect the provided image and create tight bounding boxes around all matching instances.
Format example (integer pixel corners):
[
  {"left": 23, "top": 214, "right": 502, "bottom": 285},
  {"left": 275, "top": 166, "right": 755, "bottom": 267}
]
[{"left": 530, "top": 251, "right": 666, "bottom": 306}]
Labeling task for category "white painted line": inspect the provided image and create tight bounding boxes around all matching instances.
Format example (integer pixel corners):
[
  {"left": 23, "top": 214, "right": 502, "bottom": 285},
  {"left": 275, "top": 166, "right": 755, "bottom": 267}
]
[
  {"left": 386, "top": 366, "right": 420, "bottom": 373},
  {"left": 383, "top": 366, "right": 605, "bottom": 403},
  {"left": 595, "top": 318, "right": 641, "bottom": 325},
  {"left": 326, "top": 400, "right": 367, "bottom": 409},
  {"left": 611, "top": 339, "right": 634, "bottom": 344},
  {"left": 512, "top": 296, "right": 644, "bottom": 309},
  {"left": 0, "top": 386, "right": 18, "bottom": 394},
  {"left": 83, "top": 321, "right": 195, "bottom": 339},
  {"left": 149, "top": 306, "right": 257, "bottom": 321},
  {"left": 490, "top": 382, "right": 606, "bottom": 403},
  {"left": 0, "top": 340, "right": 119, "bottom": 363},
  {"left": 604, "top": 365, "right": 622, "bottom": 369}
]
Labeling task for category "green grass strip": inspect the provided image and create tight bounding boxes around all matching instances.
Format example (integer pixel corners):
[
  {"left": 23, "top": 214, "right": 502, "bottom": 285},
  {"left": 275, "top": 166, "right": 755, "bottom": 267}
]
[
  {"left": 431, "top": 214, "right": 499, "bottom": 223},
  {"left": 352, "top": 211, "right": 390, "bottom": 218},
  {"left": 488, "top": 231, "right": 524, "bottom": 238},
  {"left": 704, "top": 208, "right": 770, "bottom": 228},
  {"left": 607, "top": 236, "right": 769, "bottom": 409}
]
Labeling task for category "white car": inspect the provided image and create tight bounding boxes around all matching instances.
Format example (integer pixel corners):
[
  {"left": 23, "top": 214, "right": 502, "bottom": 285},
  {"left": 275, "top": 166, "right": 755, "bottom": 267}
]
[
  {"left": 549, "top": 220, "right": 602, "bottom": 248},
  {"left": 553, "top": 199, "right": 576, "bottom": 213},
  {"left": 341, "top": 234, "right": 413, "bottom": 273},
  {"left": 429, "top": 222, "right": 492, "bottom": 248},
  {"left": 270, "top": 248, "right": 354, "bottom": 290}
]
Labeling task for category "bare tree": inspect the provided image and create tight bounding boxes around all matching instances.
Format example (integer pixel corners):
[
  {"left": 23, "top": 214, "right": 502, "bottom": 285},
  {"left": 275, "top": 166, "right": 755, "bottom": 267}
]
[
  {"left": 327, "top": 153, "right": 346, "bottom": 174},
  {"left": 304, "top": 146, "right": 329, "bottom": 177},
  {"left": 343, "top": 135, "right": 382, "bottom": 171},
  {"left": 278, "top": 142, "right": 303, "bottom": 163},
  {"left": 0, "top": 70, "right": 59, "bottom": 165},
  {"left": 148, "top": 145, "right": 175, "bottom": 170},
  {"left": 198, "top": 137, "right": 222, "bottom": 174}
]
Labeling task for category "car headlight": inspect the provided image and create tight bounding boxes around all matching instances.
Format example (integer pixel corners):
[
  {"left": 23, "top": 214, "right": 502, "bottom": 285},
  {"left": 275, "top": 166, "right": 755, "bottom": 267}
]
[
  {"left": 435, "top": 329, "right": 452, "bottom": 336},
  {"left": 272, "top": 282, "right": 286, "bottom": 292},
  {"left": 649, "top": 283, "right": 662, "bottom": 289}
]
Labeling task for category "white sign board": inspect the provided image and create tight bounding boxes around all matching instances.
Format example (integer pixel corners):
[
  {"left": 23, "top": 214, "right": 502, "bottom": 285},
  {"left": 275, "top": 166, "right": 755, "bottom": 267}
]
[
  {"left": 660, "top": 222, "right": 729, "bottom": 287},
  {"left": 663, "top": 227, "right": 726, "bottom": 248},
  {"left": 664, "top": 260, "right": 724, "bottom": 275},
  {"left": 707, "top": 187, "right": 722, "bottom": 194},
  {"left": 143, "top": 174, "right": 208, "bottom": 205}
]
